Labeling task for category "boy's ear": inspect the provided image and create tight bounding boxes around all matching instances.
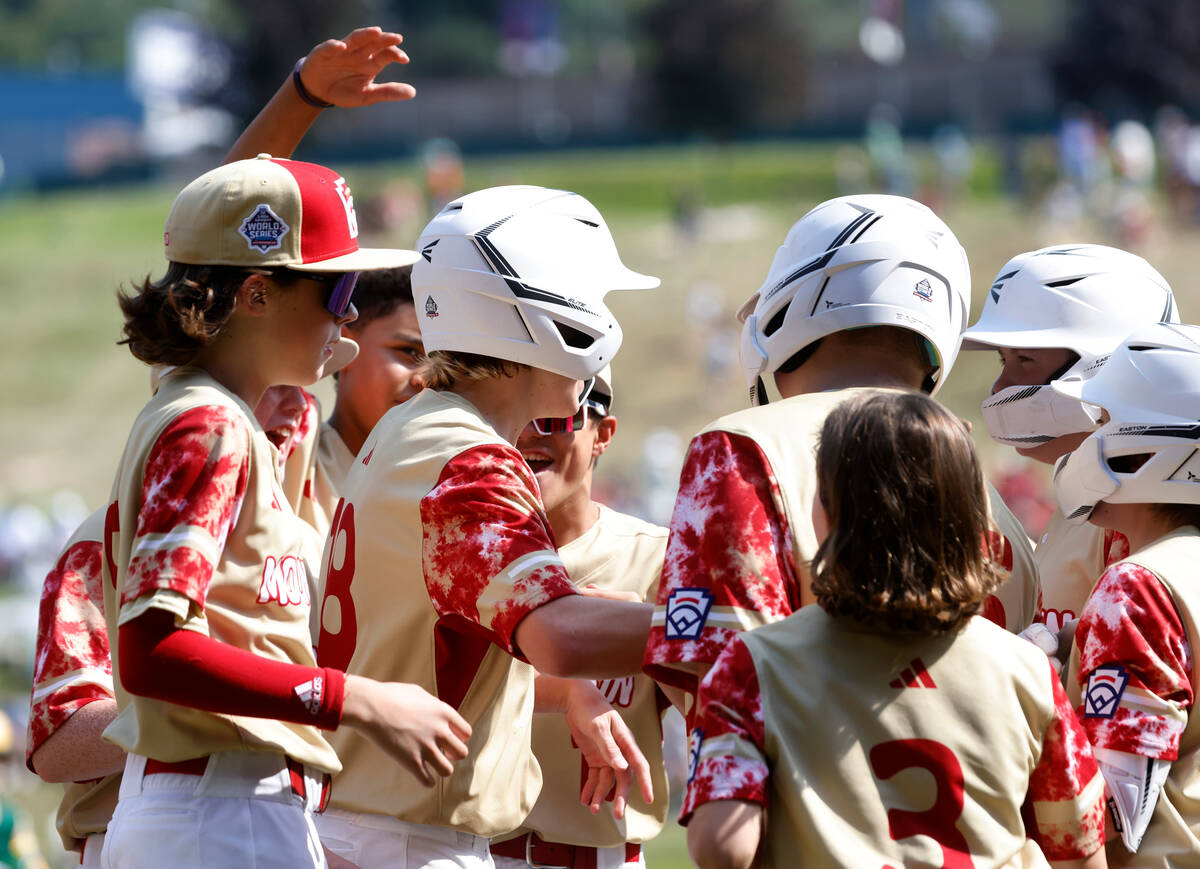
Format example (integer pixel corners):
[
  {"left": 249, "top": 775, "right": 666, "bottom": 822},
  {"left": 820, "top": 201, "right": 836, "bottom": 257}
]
[
  {"left": 239, "top": 274, "right": 271, "bottom": 314},
  {"left": 593, "top": 415, "right": 617, "bottom": 459}
]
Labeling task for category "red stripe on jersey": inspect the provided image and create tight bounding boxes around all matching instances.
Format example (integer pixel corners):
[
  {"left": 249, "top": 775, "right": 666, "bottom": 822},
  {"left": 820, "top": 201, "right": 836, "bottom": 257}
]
[
  {"left": 434, "top": 615, "right": 498, "bottom": 710},
  {"left": 913, "top": 658, "right": 936, "bottom": 688}
]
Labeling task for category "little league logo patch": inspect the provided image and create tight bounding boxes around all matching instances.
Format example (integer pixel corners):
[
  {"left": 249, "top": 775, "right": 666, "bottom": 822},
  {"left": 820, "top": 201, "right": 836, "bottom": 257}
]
[
  {"left": 913, "top": 278, "right": 933, "bottom": 301},
  {"left": 240, "top": 204, "right": 290, "bottom": 253},
  {"left": 687, "top": 728, "right": 704, "bottom": 783},
  {"left": 665, "top": 588, "right": 714, "bottom": 641},
  {"left": 425, "top": 297, "right": 440, "bottom": 318},
  {"left": 1084, "top": 665, "right": 1129, "bottom": 718}
]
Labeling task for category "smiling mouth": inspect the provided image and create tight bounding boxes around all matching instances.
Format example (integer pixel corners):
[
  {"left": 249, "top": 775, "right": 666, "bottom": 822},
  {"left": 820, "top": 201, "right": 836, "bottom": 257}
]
[
  {"left": 265, "top": 428, "right": 292, "bottom": 449},
  {"left": 521, "top": 451, "right": 555, "bottom": 473}
]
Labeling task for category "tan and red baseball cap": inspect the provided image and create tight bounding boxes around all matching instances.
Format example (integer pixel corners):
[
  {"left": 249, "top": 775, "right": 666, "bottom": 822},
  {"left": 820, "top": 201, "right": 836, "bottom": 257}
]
[{"left": 163, "top": 154, "right": 419, "bottom": 273}]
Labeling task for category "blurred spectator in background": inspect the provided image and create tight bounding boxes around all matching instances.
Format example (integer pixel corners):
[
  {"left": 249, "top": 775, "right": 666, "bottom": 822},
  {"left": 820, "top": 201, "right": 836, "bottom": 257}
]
[
  {"left": 420, "top": 137, "right": 465, "bottom": 213},
  {"left": 1155, "top": 105, "right": 1195, "bottom": 222},
  {"left": 931, "top": 122, "right": 974, "bottom": 208},
  {"left": 1109, "top": 118, "right": 1156, "bottom": 247},
  {"left": 864, "top": 103, "right": 914, "bottom": 195}
]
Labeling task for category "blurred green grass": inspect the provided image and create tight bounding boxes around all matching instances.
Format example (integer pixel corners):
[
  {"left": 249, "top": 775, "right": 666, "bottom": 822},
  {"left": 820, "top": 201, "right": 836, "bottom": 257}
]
[{"left": 2, "top": 140, "right": 1199, "bottom": 510}]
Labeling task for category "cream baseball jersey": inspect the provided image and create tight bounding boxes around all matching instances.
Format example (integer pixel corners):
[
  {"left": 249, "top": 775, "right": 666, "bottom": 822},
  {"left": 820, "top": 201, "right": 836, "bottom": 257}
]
[
  {"left": 27, "top": 508, "right": 120, "bottom": 852},
  {"left": 318, "top": 388, "right": 578, "bottom": 836},
  {"left": 290, "top": 418, "right": 356, "bottom": 642},
  {"left": 100, "top": 367, "right": 340, "bottom": 772},
  {"left": 1067, "top": 527, "right": 1200, "bottom": 865},
  {"left": 687, "top": 609, "right": 1106, "bottom": 867},
  {"left": 289, "top": 413, "right": 356, "bottom": 543},
  {"left": 495, "top": 505, "right": 670, "bottom": 848},
  {"left": 644, "top": 388, "right": 1040, "bottom": 694},
  {"left": 1035, "top": 507, "right": 1130, "bottom": 633},
  {"left": 280, "top": 389, "right": 322, "bottom": 520}
]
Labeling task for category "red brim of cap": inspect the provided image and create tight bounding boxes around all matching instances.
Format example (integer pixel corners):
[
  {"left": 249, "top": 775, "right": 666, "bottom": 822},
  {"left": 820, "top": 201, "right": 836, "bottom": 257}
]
[{"left": 290, "top": 246, "right": 421, "bottom": 273}]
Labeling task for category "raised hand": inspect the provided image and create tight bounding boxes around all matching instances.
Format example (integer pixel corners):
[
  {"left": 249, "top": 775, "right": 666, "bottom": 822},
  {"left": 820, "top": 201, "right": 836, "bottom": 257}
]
[{"left": 296, "top": 26, "right": 415, "bottom": 108}]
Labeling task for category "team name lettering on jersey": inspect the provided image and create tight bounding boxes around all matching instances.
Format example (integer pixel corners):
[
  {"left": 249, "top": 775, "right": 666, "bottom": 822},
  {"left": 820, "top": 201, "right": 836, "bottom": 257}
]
[
  {"left": 257, "top": 554, "right": 311, "bottom": 607},
  {"left": 595, "top": 677, "right": 635, "bottom": 708},
  {"left": 1084, "top": 665, "right": 1129, "bottom": 719},
  {"left": 665, "top": 588, "right": 714, "bottom": 640},
  {"left": 1040, "top": 607, "right": 1077, "bottom": 633},
  {"left": 294, "top": 676, "right": 324, "bottom": 715}
]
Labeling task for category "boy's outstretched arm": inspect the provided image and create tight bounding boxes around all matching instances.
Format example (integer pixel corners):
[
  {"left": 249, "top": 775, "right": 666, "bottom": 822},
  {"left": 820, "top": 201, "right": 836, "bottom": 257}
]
[{"left": 225, "top": 26, "right": 414, "bottom": 163}]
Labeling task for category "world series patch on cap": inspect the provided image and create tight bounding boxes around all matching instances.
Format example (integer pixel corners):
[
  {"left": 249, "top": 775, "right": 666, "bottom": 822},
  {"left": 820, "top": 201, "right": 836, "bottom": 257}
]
[{"left": 163, "top": 154, "right": 419, "bottom": 273}]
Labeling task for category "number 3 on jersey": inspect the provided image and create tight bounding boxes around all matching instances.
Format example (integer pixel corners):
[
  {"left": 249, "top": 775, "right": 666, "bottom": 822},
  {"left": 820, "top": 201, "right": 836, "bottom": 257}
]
[
  {"left": 317, "top": 499, "right": 358, "bottom": 670},
  {"left": 870, "top": 738, "right": 974, "bottom": 869}
]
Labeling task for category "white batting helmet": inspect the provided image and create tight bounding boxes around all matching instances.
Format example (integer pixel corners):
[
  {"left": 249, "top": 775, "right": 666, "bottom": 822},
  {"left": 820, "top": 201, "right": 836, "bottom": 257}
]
[
  {"left": 963, "top": 244, "right": 1177, "bottom": 448},
  {"left": 411, "top": 185, "right": 658, "bottom": 381},
  {"left": 1052, "top": 323, "right": 1200, "bottom": 524},
  {"left": 737, "top": 194, "right": 970, "bottom": 405}
]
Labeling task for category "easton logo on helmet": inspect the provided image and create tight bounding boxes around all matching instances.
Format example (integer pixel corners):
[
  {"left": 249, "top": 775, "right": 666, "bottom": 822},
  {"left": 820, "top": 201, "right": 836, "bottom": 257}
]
[
  {"left": 425, "top": 297, "right": 439, "bottom": 318},
  {"left": 240, "top": 204, "right": 290, "bottom": 253},
  {"left": 421, "top": 239, "right": 439, "bottom": 262}
]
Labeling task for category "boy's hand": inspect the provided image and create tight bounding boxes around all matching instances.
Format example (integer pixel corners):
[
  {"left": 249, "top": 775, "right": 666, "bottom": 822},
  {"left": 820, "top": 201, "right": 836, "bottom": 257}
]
[{"left": 298, "top": 26, "right": 415, "bottom": 107}]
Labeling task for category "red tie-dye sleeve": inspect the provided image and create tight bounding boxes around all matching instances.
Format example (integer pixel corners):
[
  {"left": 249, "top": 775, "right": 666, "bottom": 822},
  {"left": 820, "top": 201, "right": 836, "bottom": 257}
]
[
  {"left": 421, "top": 443, "right": 577, "bottom": 654},
  {"left": 644, "top": 430, "right": 795, "bottom": 694},
  {"left": 1073, "top": 562, "right": 1192, "bottom": 760},
  {"left": 1103, "top": 530, "right": 1130, "bottom": 567},
  {"left": 1024, "top": 658, "right": 1107, "bottom": 861},
  {"left": 124, "top": 406, "right": 251, "bottom": 612},
  {"left": 27, "top": 536, "right": 110, "bottom": 766},
  {"left": 681, "top": 636, "right": 769, "bottom": 823}
]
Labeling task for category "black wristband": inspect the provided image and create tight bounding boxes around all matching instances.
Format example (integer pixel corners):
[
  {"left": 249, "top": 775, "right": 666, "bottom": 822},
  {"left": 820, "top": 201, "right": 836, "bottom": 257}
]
[{"left": 292, "top": 58, "right": 333, "bottom": 109}]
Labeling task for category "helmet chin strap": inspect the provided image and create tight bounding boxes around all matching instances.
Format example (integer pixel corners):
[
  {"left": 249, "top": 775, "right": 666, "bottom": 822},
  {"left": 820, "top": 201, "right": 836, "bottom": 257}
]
[
  {"left": 750, "top": 376, "right": 769, "bottom": 406},
  {"left": 579, "top": 377, "right": 595, "bottom": 405}
]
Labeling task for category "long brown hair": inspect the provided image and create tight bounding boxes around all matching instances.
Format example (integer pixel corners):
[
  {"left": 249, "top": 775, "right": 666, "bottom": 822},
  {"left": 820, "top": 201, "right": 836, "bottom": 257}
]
[
  {"left": 118, "top": 264, "right": 306, "bottom": 365},
  {"left": 811, "top": 391, "right": 1000, "bottom": 634}
]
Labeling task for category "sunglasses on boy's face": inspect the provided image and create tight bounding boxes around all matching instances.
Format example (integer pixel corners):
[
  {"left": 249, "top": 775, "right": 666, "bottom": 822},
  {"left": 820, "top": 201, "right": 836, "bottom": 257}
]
[
  {"left": 532, "top": 398, "right": 609, "bottom": 437},
  {"left": 303, "top": 270, "right": 360, "bottom": 317}
]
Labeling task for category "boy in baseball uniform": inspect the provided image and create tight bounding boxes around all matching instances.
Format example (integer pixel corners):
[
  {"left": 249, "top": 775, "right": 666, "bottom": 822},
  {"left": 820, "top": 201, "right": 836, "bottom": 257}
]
[
  {"left": 99, "top": 155, "right": 471, "bottom": 869},
  {"left": 959, "top": 245, "right": 1177, "bottom": 649},
  {"left": 491, "top": 367, "right": 671, "bottom": 869},
  {"left": 686, "top": 391, "right": 1107, "bottom": 869},
  {"left": 314, "top": 183, "right": 659, "bottom": 868},
  {"left": 1052, "top": 323, "right": 1200, "bottom": 864},
  {"left": 644, "top": 193, "right": 1039, "bottom": 701},
  {"left": 27, "top": 381, "right": 349, "bottom": 868}
]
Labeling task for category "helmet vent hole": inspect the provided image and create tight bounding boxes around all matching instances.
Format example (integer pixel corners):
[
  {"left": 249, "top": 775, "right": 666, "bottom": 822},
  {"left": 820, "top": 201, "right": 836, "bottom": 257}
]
[
  {"left": 1107, "top": 453, "right": 1152, "bottom": 473},
  {"left": 1045, "top": 276, "right": 1085, "bottom": 288},
  {"left": 555, "top": 322, "right": 596, "bottom": 349},
  {"left": 762, "top": 303, "right": 790, "bottom": 338}
]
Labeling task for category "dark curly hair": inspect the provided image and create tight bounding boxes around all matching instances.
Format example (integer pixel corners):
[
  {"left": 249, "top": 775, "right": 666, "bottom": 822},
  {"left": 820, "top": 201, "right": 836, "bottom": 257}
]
[
  {"left": 118, "top": 263, "right": 303, "bottom": 366},
  {"left": 810, "top": 391, "right": 1000, "bottom": 634},
  {"left": 346, "top": 265, "right": 413, "bottom": 328}
]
